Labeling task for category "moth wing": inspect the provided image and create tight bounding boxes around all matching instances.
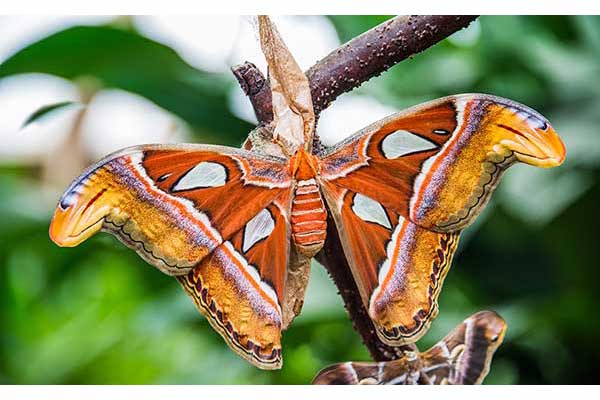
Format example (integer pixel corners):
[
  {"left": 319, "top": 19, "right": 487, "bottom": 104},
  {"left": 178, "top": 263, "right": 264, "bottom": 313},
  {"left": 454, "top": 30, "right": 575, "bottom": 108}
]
[
  {"left": 312, "top": 311, "right": 506, "bottom": 385},
  {"left": 316, "top": 93, "right": 562, "bottom": 345},
  {"left": 313, "top": 358, "right": 412, "bottom": 385},
  {"left": 313, "top": 363, "right": 365, "bottom": 385},
  {"left": 320, "top": 182, "right": 460, "bottom": 346},
  {"left": 420, "top": 310, "right": 507, "bottom": 384},
  {"left": 177, "top": 195, "right": 293, "bottom": 369},
  {"left": 50, "top": 144, "right": 292, "bottom": 276},
  {"left": 50, "top": 144, "right": 296, "bottom": 369},
  {"left": 320, "top": 94, "right": 565, "bottom": 233}
]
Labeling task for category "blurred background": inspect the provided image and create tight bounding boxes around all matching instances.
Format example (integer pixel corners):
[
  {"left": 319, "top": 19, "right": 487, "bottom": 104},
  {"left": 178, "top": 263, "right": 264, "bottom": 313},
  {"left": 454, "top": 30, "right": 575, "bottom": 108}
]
[{"left": 0, "top": 15, "right": 598, "bottom": 384}]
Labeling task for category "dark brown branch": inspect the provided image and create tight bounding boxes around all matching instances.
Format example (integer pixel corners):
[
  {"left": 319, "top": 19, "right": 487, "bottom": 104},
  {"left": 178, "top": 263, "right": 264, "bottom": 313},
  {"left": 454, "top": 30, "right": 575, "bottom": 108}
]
[
  {"left": 307, "top": 15, "right": 478, "bottom": 114},
  {"left": 233, "top": 15, "right": 479, "bottom": 361},
  {"left": 232, "top": 15, "right": 478, "bottom": 123},
  {"left": 315, "top": 218, "right": 417, "bottom": 360},
  {"left": 231, "top": 61, "right": 274, "bottom": 124}
]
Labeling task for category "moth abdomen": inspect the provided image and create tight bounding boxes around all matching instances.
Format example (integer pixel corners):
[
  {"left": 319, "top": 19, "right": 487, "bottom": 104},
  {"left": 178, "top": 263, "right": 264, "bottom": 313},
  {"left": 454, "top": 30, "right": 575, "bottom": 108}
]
[{"left": 291, "top": 179, "right": 327, "bottom": 256}]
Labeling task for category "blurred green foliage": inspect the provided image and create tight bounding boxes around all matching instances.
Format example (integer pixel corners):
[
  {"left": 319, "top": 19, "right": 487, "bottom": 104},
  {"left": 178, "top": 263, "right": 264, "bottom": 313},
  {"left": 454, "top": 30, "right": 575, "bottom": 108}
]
[
  {"left": 1, "top": 16, "right": 599, "bottom": 384},
  {"left": 0, "top": 25, "right": 251, "bottom": 144}
]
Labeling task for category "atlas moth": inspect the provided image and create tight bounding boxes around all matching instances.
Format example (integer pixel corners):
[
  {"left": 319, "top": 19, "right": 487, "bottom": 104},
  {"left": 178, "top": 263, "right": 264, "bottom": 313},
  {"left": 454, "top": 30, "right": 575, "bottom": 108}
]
[{"left": 49, "top": 16, "right": 565, "bottom": 369}]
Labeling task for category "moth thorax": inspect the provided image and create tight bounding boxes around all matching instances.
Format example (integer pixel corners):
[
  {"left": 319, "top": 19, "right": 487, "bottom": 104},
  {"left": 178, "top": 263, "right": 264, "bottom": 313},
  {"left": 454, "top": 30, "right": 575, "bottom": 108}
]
[
  {"left": 290, "top": 148, "right": 319, "bottom": 180},
  {"left": 291, "top": 179, "right": 327, "bottom": 257}
]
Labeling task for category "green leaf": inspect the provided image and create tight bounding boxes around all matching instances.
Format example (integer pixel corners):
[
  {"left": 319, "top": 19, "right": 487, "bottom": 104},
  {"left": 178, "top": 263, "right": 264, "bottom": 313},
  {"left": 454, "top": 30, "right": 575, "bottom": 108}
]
[
  {"left": 0, "top": 25, "right": 252, "bottom": 145},
  {"left": 21, "top": 101, "right": 82, "bottom": 129}
]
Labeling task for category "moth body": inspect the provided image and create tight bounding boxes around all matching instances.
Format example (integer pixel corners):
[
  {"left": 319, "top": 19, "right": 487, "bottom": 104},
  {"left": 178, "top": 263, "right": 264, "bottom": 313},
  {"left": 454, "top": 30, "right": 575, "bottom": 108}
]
[{"left": 289, "top": 148, "right": 327, "bottom": 256}]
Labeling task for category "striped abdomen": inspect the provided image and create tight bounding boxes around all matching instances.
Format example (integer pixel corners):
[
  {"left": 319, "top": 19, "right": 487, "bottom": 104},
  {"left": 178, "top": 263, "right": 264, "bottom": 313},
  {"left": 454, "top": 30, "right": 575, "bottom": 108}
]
[{"left": 291, "top": 179, "right": 327, "bottom": 256}]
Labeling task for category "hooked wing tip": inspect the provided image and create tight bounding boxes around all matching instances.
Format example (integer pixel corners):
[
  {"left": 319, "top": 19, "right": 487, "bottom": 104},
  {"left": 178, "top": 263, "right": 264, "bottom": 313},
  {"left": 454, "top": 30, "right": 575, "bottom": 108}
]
[
  {"left": 482, "top": 98, "right": 566, "bottom": 168},
  {"left": 469, "top": 310, "right": 508, "bottom": 344},
  {"left": 49, "top": 182, "right": 109, "bottom": 247},
  {"left": 49, "top": 203, "right": 105, "bottom": 247}
]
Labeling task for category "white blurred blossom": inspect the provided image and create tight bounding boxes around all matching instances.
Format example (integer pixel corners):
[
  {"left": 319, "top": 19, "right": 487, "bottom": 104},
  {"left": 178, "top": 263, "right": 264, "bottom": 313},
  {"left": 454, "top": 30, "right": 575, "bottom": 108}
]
[
  {"left": 134, "top": 15, "right": 340, "bottom": 74},
  {"left": 80, "top": 89, "right": 190, "bottom": 160},
  {"left": 317, "top": 94, "right": 397, "bottom": 146},
  {"left": 134, "top": 15, "right": 241, "bottom": 73}
]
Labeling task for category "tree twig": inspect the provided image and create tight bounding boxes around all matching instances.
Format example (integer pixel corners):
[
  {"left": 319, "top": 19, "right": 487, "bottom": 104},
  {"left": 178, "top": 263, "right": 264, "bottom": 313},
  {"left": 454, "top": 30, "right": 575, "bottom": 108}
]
[
  {"left": 307, "top": 15, "right": 478, "bottom": 114},
  {"left": 315, "top": 219, "right": 417, "bottom": 360},
  {"left": 232, "top": 15, "right": 478, "bottom": 124},
  {"left": 231, "top": 61, "right": 274, "bottom": 124},
  {"left": 233, "top": 15, "right": 479, "bottom": 361}
]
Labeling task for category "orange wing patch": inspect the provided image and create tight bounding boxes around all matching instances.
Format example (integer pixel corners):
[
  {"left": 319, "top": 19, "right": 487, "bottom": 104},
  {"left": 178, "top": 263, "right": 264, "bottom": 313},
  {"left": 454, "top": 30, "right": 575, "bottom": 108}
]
[
  {"left": 51, "top": 150, "right": 223, "bottom": 275},
  {"left": 178, "top": 240, "right": 283, "bottom": 369},
  {"left": 49, "top": 145, "right": 291, "bottom": 277},
  {"left": 142, "top": 147, "right": 291, "bottom": 239},
  {"left": 319, "top": 98, "right": 457, "bottom": 227},
  {"left": 408, "top": 98, "right": 565, "bottom": 232},
  {"left": 178, "top": 197, "right": 292, "bottom": 370},
  {"left": 321, "top": 183, "right": 460, "bottom": 345},
  {"left": 369, "top": 216, "right": 459, "bottom": 344},
  {"left": 321, "top": 94, "right": 565, "bottom": 233}
]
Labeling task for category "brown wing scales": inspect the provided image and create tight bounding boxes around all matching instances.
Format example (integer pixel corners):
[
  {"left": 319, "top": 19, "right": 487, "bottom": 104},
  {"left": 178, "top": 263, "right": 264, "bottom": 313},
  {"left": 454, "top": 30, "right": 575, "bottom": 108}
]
[{"left": 312, "top": 311, "right": 507, "bottom": 385}]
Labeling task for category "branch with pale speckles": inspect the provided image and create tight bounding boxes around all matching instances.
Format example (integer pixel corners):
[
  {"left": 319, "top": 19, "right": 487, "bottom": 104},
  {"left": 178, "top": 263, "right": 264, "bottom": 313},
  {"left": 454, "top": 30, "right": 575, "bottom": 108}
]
[{"left": 232, "top": 15, "right": 478, "bottom": 125}]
